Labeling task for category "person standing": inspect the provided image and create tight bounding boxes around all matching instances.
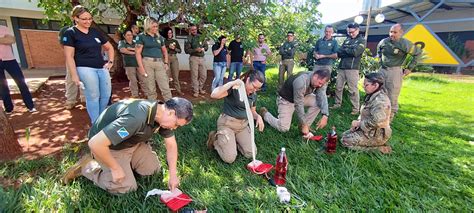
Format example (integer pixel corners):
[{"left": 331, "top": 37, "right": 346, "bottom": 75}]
[
  {"left": 0, "top": 25, "right": 36, "bottom": 114},
  {"left": 251, "top": 33, "right": 272, "bottom": 92},
  {"left": 260, "top": 69, "right": 330, "bottom": 135},
  {"left": 135, "top": 17, "right": 172, "bottom": 101},
  {"left": 131, "top": 24, "right": 139, "bottom": 37},
  {"left": 118, "top": 29, "right": 146, "bottom": 98},
  {"left": 211, "top": 35, "right": 228, "bottom": 92},
  {"left": 61, "top": 97, "right": 194, "bottom": 194},
  {"left": 207, "top": 71, "right": 265, "bottom": 163},
  {"left": 62, "top": 5, "right": 114, "bottom": 124},
  {"left": 341, "top": 72, "right": 392, "bottom": 154},
  {"left": 227, "top": 35, "right": 245, "bottom": 81},
  {"left": 184, "top": 24, "right": 208, "bottom": 97},
  {"left": 278, "top": 31, "right": 297, "bottom": 88},
  {"left": 377, "top": 23, "right": 421, "bottom": 121},
  {"left": 313, "top": 25, "right": 338, "bottom": 74},
  {"left": 59, "top": 25, "right": 84, "bottom": 110},
  {"left": 164, "top": 28, "right": 183, "bottom": 96},
  {"left": 331, "top": 23, "right": 366, "bottom": 115}
]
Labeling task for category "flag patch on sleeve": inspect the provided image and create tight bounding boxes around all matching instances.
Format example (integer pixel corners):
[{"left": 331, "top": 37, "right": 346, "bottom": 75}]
[{"left": 117, "top": 127, "right": 130, "bottom": 139}]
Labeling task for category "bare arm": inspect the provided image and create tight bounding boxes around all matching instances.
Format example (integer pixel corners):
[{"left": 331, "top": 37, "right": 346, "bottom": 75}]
[
  {"left": 64, "top": 46, "right": 80, "bottom": 86},
  {"left": 164, "top": 136, "right": 179, "bottom": 190},
  {"left": 162, "top": 46, "right": 169, "bottom": 64},
  {"left": 135, "top": 44, "right": 147, "bottom": 76},
  {"left": 103, "top": 42, "right": 114, "bottom": 70},
  {"left": 119, "top": 47, "right": 135, "bottom": 55},
  {"left": 0, "top": 34, "right": 15, "bottom": 45},
  {"left": 88, "top": 131, "right": 125, "bottom": 183},
  {"left": 210, "top": 79, "right": 242, "bottom": 99}
]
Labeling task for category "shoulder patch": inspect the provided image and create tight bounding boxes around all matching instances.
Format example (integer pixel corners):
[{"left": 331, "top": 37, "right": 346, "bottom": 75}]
[
  {"left": 117, "top": 127, "right": 130, "bottom": 139},
  {"left": 62, "top": 37, "right": 67, "bottom": 42}
]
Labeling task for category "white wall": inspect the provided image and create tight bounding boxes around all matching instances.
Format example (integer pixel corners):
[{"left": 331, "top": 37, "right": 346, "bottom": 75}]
[{"left": 174, "top": 38, "right": 213, "bottom": 70}]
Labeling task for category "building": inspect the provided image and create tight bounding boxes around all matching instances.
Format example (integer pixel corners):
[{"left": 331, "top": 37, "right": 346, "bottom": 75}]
[
  {"left": 0, "top": 0, "right": 214, "bottom": 71},
  {"left": 332, "top": 0, "right": 474, "bottom": 73}
]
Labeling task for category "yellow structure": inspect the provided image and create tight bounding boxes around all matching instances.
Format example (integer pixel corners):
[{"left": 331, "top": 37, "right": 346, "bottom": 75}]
[{"left": 403, "top": 23, "right": 460, "bottom": 65}]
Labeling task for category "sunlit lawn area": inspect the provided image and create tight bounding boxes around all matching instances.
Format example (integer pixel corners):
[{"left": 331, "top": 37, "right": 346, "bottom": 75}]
[{"left": 1, "top": 67, "right": 473, "bottom": 211}]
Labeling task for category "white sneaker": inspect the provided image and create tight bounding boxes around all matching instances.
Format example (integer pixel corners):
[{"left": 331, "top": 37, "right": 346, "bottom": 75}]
[{"left": 28, "top": 108, "right": 37, "bottom": 113}]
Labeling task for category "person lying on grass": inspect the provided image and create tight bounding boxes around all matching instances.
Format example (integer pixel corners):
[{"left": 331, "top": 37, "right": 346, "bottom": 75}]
[
  {"left": 62, "top": 97, "right": 193, "bottom": 194},
  {"left": 341, "top": 72, "right": 392, "bottom": 154},
  {"left": 206, "top": 71, "right": 265, "bottom": 163}
]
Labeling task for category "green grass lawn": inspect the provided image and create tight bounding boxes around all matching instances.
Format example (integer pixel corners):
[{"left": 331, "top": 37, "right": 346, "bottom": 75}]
[{"left": 1, "top": 68, "right": 473, "bottom": 211}]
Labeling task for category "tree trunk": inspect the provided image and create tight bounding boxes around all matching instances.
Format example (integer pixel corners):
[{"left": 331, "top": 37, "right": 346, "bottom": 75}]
[{"left": 0, "top": 107, "right": 22, "bottom": 161}]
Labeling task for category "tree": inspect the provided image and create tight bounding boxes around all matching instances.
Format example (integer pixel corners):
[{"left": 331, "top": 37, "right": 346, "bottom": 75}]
[
  {"left": 0, "top": 108, "right": 22, "bottom": 161},
  {"left": 37, "top": 0, "right": 322, "bottom": 65}
]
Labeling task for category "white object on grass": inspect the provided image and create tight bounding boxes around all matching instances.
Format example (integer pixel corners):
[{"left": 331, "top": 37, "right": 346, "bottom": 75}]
[
  {"left": 276, "top": 186, "right": 291, "bottom": 203},
  {"left": 145, "top": 189, "right": 171, "bottom": 199},
  {"left": 235, "top": 80, "right": 258, "bottom": 167}
]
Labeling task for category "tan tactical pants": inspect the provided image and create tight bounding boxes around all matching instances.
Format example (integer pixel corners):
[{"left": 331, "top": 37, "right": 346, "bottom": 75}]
[
  {"left": 124, "top": 67, "right": 146, "bottom": 98},
  {"left": 189, "top": 56, "right": 207, "bottom": 94},
  {"left": 380, "top": 67, "right": 403, "bottom": 118},
  {"left": 142, "top": 58, "right": 172, "bottom": 101},
  {"left": 335, "top": 69, "right": 360, "bottom": 111},
  {"left": 65, "top": 66, "right": 84, "bottom": 105},
  {"left": 341, "top": 127, "right": 392, "bottom": 151},
  {"left": 169, "top": 55, "right": 181, "bottom": 93},
  {"left": 82, "top": 142, "right": 160, "bottom": 194},
  {"left": 263, "top": 95, "right": 321, "bottom": 132},
  {"left": 278, "top": 59, "right": 295, "bottom": 88},
  {"left": 212, "top": 114, "right": 255, "bottom": 163}
]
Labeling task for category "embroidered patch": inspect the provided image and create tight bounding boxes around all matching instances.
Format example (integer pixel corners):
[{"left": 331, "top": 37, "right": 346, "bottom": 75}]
[
  {"left": 62, "top": 37, "right": 67, "bottom": 42},
  {"left": 117, "top": 127, "right": 130, "bottom": 139},
  {"left": 94, "top": 38, "right": 101, "bottom": 43}
]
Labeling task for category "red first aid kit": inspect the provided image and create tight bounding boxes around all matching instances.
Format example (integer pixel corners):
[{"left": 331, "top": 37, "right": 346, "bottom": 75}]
[
  {"left": 309, "top": 135, "right": 323, "bottom": 141},
  {"left": 160, "top": 189, "right": 192, "bottom": 211}
]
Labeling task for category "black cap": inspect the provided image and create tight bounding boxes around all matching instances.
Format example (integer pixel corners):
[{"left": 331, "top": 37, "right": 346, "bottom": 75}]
[{"left": 347, "top": 23, "right": 360, "bottom": 29}]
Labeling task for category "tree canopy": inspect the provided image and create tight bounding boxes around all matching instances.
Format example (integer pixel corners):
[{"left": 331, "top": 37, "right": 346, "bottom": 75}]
[{"left": 38, "top": 0, "right": 323, "bottom": 53}]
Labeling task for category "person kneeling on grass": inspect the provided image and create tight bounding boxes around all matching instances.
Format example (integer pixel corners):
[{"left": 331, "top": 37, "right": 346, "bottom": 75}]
[
  {"left": 259, "top": 69, "right": 330, "bottom": 136},
  {"left": 62, "top": 97, "right": 193, "bottom": 194},
  {"left": 341, "top": 72, "right": 392, "bottom": 154},
  {"left": 206, "top": 71, "right": 265, "bottom": 163}
]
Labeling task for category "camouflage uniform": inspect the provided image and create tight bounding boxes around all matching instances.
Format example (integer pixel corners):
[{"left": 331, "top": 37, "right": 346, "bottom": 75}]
[{"left": 342, "top": 89, "right": 392, "bottom": 151}]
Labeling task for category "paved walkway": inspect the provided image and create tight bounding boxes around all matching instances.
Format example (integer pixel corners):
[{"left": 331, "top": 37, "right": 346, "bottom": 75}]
[{"left": 6, "top": 68, "right": 65, "bottom": 96}]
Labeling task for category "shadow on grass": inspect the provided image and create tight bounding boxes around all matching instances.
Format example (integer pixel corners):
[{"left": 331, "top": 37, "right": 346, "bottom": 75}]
[{"left": 408, "top": 75, "right": 449, "bottom": 84}]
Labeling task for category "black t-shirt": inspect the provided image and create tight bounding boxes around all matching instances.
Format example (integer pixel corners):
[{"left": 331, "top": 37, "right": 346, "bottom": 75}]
[
  {"left": 212, "top": 43, "right": 227, "bottom": 62},
  {"left": 228, "top": 40, "right": 244, "bottom": 62},
  {"left": 223, "top": 88, "right": 257, "bottom": 119},
  {"left": 62, "top": 27, "right": 108, "bottom": 68}
]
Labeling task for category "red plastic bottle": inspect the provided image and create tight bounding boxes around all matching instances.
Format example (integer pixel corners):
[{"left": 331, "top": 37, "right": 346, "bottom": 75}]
[
  {"left": 326, "top": 126, "right": 337, "bottom": 154},
  {"left": 273, "top": 147, "right": 288, "bottom": 186}
]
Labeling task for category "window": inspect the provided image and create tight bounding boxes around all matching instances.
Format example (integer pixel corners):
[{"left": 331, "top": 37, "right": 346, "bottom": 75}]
[
  {"left": 0, "top": 19, "right": 7, "bottom": 27},
  {"left": 50, "top": 21, "right": 61, "bottom": 30},
  {"left": 19, "top": 18, "right": 35, "bottom": 29},
  {"left": 35, "top": 20, "right": 49, "bottom": 30}
]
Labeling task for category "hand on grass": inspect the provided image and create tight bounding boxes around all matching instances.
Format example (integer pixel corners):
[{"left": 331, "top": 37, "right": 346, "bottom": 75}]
[{"left": 256, "top": 115, "right": 265, "bottom": 132}]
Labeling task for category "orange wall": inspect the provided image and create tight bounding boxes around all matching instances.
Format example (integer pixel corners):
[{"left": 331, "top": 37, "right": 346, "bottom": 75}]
[{"left": 20, "top": 29, "right": 64, "bottom": 69}]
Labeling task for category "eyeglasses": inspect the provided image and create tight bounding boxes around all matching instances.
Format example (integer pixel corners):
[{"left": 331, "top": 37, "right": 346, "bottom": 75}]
[
  {"left": 249, "top": 81, "right": 262, "bottom": 91},
  {"left": 78, "top": 17, "right": 93, "bottom": 21}
]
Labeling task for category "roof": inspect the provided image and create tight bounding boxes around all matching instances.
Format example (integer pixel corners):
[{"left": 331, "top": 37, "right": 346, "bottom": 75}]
[{"left": 332, "top": 0, "right": 474, "bottom": 32}]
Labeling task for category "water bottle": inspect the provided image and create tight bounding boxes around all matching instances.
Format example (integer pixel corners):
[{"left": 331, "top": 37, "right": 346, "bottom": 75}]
[
  {"left": 326, "top": 126, "right": 337, "bottom": 154},
  {"left": 273, "top": 147, "right": 288, "bottom": 186}
]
